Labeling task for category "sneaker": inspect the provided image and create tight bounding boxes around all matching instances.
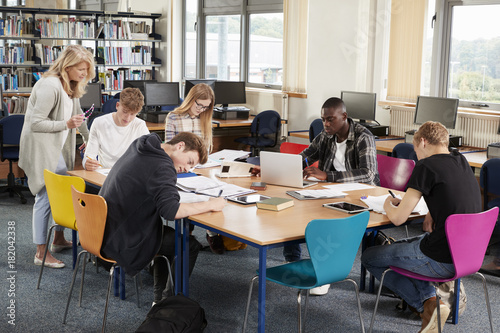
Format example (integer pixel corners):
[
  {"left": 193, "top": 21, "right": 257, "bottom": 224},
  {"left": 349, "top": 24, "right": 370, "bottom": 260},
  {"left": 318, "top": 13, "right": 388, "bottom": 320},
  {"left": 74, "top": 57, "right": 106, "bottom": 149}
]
[
  {"left": 419, "top": 296, "right": 450, "bottom": 333},
  {"left": 206, "top": 234, "right": 225, "bottom": 255},
  {"left": 309, "top": 284, "right": 330, "bottom": 296}
]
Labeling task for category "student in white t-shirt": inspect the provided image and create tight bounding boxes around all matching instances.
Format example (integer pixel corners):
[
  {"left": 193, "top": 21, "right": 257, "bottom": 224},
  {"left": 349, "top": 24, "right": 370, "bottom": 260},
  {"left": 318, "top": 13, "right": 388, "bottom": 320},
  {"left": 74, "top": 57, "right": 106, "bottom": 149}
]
[{"left": 83, "top": 87, "right": 150, "bottom": 170}]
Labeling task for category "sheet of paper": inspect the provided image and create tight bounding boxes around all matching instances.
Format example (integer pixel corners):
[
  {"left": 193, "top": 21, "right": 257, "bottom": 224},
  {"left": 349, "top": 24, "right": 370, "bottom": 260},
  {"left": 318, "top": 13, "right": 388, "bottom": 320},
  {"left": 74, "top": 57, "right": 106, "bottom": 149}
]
[
  {"left": 179, "top": 191, "right": 211, "bottom": 203},
  {"left": 361, "top": 194, "right": 428, "bottom": 215},
  {"left": 95, "top": 168, "right": 111, "bottom": 176},
  {"left": 295, "top": 188, "right": 346, "bottom": 199},
  {"left": 176, "top": 176, "right": 225, "bottom": 192},
  {"left": 198, "top": 183, "right": 256, "bottom": 198},
  {"left": 195, "top": 149, "right": 251, "bottom": 169},
  {"left": 322, "top": 183, "right": 375, "bottom": 192}
]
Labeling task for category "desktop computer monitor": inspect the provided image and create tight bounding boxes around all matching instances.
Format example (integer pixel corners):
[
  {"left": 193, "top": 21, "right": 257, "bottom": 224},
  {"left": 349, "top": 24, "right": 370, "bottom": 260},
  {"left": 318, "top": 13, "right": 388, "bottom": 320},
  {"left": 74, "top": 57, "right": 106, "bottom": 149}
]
[
  {"left": 340, "top": 91, "right": 377, "bottom": 123},
  {"left": 144, "top": 82, "right": 180, "bottom": 108},
  {"left": 214, "top": 81, "right": 246, "bottom": 107},
  {"left": 184, "top": 79, "right": 216, "bottom": 98},
  {"left": 123, "top": 79, "right": 157, "bottom": 99},
  {"left": 414, "top": 96, "right": 459, "bottom": 129},
  {"left": 80, "top": 82, "right": 102, "bottom": 109}
]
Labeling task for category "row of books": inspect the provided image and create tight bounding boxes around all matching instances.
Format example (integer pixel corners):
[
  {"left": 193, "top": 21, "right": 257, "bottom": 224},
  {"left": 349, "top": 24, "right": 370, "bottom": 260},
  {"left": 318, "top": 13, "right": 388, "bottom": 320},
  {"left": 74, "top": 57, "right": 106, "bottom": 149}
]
[
  {"left": 34, "top": 44, "right": 94, "bottom": 65},
  {"left": 100, "top": 20, "right": 152, "bottom": 39},
  {"left": 0, "top": 16, "right": 34, "bottom": 37},
  {"left": 36, "top": 17, "right": 96, "bottom": 39},
  {"left": 98, "top": 68, "right": 153, "bottom": 91},
  {"left": 5, "top": 96, "right": 28, "bottom": 114},
  {"left": 0, "top": 45, "right": 34, "bottom": 64},
  {"left": 97, "top": 45, "right": 152, "bottom": 65}
]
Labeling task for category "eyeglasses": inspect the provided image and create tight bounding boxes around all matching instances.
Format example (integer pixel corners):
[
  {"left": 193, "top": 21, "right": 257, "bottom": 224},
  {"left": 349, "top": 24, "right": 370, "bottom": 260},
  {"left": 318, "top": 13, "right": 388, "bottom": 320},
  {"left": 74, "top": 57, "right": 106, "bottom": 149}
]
[{"left": 194, "top": 100, "right": 210, "bottom": 111}]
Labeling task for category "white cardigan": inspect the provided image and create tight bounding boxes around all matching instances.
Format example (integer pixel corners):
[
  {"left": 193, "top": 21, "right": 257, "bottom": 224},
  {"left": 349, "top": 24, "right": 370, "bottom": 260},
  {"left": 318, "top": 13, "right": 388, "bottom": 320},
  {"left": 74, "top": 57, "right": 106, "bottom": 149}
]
[{"left": 19, "top": 76, "right": 89, "bottom": 195}]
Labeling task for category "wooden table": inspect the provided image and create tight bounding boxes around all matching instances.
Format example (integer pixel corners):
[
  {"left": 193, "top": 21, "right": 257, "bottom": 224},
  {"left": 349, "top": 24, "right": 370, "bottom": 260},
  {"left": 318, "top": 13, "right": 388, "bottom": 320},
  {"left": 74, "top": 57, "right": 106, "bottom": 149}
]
[{"left": 67, "top": 167, "right": 411, "bottom": 333}]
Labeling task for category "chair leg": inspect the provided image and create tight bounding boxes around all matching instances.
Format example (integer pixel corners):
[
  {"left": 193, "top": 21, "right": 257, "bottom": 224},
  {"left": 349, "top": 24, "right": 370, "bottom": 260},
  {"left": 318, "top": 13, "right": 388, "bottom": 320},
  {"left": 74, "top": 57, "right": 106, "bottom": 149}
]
[
  {"left": 36, "top": 225, "right": 56, "bottom": 289},
  {"left": 242, "top": 275, "right": 258, "bottom": 333},
  {"left": 297, "top": 289, "right": 303, "bottom": 333},
  {"left": 102, "top": 264, "right": 117, "bottom": 333},
  {"left": 134, "top": 275, "right": 140, "bottom": 308},
  {"left": 451, "top": 279, "right": 460, "bottom": 324},
  {"left": 434, "top": 288, "right": 443, "bottom": 333},
  {"left": 63, "top": 250, "right": 86, "bottom": 324},
  {"left": 368, "top": 268, "right": 391, "bottom": 333},
  {"left": 79, "top": 252, "right": 88, "bottom": 307},
  {"left": 155, "top": 255, "right": 175, "bottom": 296},
  {"left": 342, "top": 278, "right": 366, "bottom": 333},
  {"left": 476, "top": 272, "right": 495, "bottom": 333}
]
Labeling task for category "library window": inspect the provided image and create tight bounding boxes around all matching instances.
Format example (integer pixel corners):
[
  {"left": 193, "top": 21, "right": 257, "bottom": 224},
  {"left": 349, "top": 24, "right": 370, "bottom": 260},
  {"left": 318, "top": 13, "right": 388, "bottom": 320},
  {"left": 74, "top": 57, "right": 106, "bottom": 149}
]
[
  {"left": 183, "top": 0, "right": 283, "bottom": 89},
  {"left": 440, "top": 1, "right": 500, "bottom": 110}
]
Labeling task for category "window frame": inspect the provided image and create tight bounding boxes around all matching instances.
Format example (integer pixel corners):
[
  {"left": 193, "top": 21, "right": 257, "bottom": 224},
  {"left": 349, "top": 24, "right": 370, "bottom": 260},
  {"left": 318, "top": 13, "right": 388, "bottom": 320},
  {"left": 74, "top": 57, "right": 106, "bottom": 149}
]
[
  {"left": 182, "top": 0, "right": 283, "bottom": 90},
  {"left": 432, "top": 0, "right": 500, "bottom": 111}
]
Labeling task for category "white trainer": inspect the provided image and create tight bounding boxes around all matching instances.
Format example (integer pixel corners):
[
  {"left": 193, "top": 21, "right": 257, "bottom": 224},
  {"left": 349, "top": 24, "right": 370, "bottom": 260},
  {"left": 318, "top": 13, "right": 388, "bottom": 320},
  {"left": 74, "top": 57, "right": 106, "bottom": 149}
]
[{"left": 309, "top": 284, "right": 330, "bottom": 296}]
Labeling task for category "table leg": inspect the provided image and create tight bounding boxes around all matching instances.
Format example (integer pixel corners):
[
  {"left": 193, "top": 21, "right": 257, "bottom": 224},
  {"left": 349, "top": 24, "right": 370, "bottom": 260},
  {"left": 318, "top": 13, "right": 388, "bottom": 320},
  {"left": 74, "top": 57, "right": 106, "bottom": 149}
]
[
  {"left": 174, "top": 219, "right": 182, "bottom": 295},
  {"left": 182, "top": 218, "right": 190, "bottom": 297},
  {"left": 258, "top": 247, "right": 267, "bottom": 333}
]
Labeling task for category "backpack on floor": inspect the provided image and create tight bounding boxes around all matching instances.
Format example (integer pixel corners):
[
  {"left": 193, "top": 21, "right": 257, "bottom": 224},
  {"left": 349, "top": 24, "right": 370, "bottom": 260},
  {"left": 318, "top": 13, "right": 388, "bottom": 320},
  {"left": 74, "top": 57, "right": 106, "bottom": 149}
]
[{"left": 135, "top": 293, "right": 207, "bottom": 333}]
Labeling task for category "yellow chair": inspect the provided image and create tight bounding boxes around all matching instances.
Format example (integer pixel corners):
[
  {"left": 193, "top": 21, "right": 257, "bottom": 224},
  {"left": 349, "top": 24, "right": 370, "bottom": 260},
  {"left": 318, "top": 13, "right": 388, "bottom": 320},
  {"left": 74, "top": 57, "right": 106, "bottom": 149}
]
[
  {"left": 64, "top": 187, "right": 139, "bottom": 332},
  {"left": 36, "top": 169, "right": 85, "bottom": 289}
]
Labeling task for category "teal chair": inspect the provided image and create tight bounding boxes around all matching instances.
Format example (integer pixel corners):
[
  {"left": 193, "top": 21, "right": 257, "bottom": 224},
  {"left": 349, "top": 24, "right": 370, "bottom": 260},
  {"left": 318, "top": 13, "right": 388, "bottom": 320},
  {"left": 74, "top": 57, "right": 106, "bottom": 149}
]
[{"left": 242, "top": 211, "right": 370, "bottom": 333}]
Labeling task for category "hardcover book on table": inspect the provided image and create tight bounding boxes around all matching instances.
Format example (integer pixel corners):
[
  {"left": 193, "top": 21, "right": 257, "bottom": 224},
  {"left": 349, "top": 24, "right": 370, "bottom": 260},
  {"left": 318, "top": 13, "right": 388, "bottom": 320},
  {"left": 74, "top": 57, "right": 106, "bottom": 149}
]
[{"left": 256, "top": 197, "right": 294, "bottom": 211}]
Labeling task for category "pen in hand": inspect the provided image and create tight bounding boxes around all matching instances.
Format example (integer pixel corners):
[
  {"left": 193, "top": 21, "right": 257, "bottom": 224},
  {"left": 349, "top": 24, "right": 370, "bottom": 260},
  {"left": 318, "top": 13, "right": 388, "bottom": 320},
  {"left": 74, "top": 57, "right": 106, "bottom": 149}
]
[
  {"left": 388, "top": 190, "right": 396, "bottom": 198},
  {"left": 217, "top": 189, "right": 223, "bottom": 197},
  {"left": 305, "top": 158, "right": 310, "bottom": 167},
  {"left": 87, "top": 156, "right": 102, "bottom": 167}
]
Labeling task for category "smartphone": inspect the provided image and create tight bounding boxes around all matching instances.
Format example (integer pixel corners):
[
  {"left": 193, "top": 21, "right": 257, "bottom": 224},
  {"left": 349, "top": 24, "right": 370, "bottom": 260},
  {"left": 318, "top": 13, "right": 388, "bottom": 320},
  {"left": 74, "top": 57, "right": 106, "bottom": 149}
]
[
  {"left": 227, "top": 194, "right": 271, "bottom": 205},
  {"left": 250, "top": 182, "right": 267, "bottom": 190},
  {"left": 322, "top": 202, "right": 372, "bottom": 214}
]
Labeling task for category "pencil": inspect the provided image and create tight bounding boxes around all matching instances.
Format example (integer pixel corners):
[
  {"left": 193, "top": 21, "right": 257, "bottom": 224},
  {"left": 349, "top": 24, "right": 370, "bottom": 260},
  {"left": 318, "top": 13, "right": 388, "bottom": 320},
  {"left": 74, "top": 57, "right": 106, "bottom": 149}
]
[
  {"left": 87, "top": 156, "right": 102, "bottom": 167},
  {"left": 305, "top": 158, "right": 309, "bottom": 167}
]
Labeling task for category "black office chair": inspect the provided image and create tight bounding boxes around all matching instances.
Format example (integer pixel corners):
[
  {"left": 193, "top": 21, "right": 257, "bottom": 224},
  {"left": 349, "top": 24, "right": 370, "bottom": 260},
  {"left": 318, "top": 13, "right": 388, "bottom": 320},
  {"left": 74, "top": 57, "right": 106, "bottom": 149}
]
[
  {"left": 392, "top": 142, "right": 418, "bottom": 162},
  {"left": 309, "top": 118, "right": 323, "bottom": 142},
  {"left": 0, "top": 114, "right": 29, "bottom": 203},
  {"left": 235, "top": 110, "right": 281, "bottom": 156}
]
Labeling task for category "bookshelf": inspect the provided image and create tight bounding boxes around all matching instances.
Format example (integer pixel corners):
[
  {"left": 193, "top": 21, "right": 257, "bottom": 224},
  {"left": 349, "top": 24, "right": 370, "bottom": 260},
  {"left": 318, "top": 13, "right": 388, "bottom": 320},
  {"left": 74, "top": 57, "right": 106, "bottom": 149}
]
[{"left": 0, "top": 6, "right": 161, "bottom": 97}]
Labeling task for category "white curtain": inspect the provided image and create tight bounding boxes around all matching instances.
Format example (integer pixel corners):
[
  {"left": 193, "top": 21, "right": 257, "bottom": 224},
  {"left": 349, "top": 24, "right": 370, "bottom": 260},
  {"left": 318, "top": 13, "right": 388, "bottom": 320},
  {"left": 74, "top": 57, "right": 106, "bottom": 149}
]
[{"left": 282, "top": 0, "right": 309, "bottom": 94}]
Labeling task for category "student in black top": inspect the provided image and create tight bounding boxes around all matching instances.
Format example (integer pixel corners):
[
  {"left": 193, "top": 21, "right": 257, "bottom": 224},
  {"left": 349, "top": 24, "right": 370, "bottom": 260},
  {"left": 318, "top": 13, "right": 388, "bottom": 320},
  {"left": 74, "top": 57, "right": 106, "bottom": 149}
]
[
  {"left": 99, "top": 132, "right": 225, "bottom": 303},
  {"left": 361, "top": 121, "right": 481, "bottom": 333}
]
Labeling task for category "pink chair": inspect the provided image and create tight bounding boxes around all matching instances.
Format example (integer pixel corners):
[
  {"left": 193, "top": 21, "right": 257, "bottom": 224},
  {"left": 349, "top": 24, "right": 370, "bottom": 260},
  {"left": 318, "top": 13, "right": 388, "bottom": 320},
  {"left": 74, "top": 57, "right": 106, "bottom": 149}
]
[
  {"left": 368, "top": 207, "right": 499, "bottom": 333},
  {"left": 377, "top": 154, "right": 415, "bottom": 191}
]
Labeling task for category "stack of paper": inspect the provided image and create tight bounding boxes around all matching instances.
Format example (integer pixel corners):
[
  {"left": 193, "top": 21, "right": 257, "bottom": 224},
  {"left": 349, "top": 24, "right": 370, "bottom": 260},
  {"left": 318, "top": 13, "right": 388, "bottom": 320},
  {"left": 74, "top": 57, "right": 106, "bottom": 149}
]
[
  {"left": 196, "top": 149, "right": 250, "bottom": 169},
  {"left": 361, "top": 194, "right": 429, "bottom": 215},
  {"left": 176, "top": 175, "right": 255, "bottom": 198}
]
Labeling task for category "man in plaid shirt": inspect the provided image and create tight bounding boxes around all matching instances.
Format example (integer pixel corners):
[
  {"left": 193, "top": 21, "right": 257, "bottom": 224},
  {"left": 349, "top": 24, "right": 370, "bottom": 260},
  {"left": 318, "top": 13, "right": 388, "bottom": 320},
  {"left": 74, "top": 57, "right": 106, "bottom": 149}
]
[
  {"left": 301, "top": 97, "right": 380, "bottom": 185},
  {"left": 285, "top": 98, "right": 380, "bottom": 295}
]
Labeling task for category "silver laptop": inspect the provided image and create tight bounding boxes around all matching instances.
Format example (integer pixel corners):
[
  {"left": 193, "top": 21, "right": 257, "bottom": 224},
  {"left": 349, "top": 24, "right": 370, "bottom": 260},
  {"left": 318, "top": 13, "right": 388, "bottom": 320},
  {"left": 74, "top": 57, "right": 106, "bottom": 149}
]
[{"left": 260, "top": 151, "right": 318, "bottom": 188}]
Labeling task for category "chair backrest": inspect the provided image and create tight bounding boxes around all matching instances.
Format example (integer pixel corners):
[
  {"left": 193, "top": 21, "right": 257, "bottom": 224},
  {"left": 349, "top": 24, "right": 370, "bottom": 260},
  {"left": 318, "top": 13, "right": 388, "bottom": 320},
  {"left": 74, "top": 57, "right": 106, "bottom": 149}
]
[
  {"left": 446, "top": 207, "right": 499, "bottom": 279},
  {"left": 480, "top": 158, "right": 500, "bottom": 209},
  {"left": 71, "top": 186, "right": 111, "bottom": 261},
  {"left": 251, "top": 110, "right": 281, "bottom": 136},
  {"left": 308, "top": 118, "right": 323, "bottom": 142},
  {"left": 102, "top": 98, "right": 119, "bottom": 114},
  {"left": 305, "top": 211, "right": 370, "bottom": 285},
  {"left": 377, "top": 154, "right": 415, "bottom": 191},
  {"left": 392, "top": 142, "right": 418, "bottom": 162},
  {"left": 44, "top": 169, "right": 85, "bottom": 230},
  {"left": 280, "top": 142, "right": 309, "bottom": 155},
  {"left": 0, "top": 114, "right": 24, "bottom": 145}
]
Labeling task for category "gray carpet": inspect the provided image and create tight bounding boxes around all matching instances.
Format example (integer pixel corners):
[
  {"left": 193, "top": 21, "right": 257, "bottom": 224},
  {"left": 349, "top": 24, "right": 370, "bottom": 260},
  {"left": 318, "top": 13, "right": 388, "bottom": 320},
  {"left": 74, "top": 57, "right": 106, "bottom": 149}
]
[{"left": 1, "top": 191, "right": 500, "bottom": 332}]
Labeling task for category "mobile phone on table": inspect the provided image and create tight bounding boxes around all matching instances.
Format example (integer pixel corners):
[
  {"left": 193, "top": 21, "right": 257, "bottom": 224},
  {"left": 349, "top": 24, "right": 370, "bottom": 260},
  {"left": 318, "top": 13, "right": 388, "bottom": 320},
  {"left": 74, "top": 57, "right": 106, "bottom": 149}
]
[
  {"left": 250, "top": 182, "right": 267, "bottom": 190},
  {"left": 322, "top": 202, "right": 372, "bottom": 214},
  {"left": 227, "top": 194, "right": 270, "bottom": 205}
]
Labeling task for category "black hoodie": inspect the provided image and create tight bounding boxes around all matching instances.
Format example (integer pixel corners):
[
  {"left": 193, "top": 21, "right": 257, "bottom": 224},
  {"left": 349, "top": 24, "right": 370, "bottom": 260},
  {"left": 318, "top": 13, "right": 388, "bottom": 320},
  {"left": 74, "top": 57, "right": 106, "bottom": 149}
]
[{"left": 100, "top": 133, "right": 180, "bottom": 276}]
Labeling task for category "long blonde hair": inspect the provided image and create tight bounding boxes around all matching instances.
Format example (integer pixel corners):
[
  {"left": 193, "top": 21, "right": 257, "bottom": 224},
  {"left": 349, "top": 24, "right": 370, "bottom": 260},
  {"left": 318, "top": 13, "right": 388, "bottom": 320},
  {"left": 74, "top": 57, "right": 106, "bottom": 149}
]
[
  {"left": 169, "top": 83, "right": 215, "bottom": 152},
  {"left": 44, "top": 45, "right": 95, "bottom": 99}
]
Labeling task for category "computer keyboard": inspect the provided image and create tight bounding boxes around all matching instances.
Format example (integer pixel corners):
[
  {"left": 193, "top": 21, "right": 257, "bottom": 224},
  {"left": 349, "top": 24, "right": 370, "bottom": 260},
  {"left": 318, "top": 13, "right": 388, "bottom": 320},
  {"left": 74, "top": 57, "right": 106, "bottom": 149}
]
[{"left": 217, "top": 106, "right": 250, "bottom": 112}]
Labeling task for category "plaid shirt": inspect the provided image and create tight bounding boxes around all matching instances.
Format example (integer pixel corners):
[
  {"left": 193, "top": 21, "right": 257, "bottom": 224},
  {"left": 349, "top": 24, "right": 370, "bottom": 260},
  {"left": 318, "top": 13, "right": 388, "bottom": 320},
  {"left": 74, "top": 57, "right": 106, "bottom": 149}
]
[
  {"left": 164, "top": 112, "right": 202, "bottom": 141},
  {"left": 300, "top": 118, "right": 380, "bottom": 185}
]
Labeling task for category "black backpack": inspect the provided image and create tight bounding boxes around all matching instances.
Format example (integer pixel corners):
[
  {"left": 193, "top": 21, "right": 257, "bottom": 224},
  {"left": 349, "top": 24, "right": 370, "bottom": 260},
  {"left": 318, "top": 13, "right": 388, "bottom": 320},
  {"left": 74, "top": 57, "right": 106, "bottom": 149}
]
[{"left": 136, "top": 294, "right": 207, "bottom": 333}]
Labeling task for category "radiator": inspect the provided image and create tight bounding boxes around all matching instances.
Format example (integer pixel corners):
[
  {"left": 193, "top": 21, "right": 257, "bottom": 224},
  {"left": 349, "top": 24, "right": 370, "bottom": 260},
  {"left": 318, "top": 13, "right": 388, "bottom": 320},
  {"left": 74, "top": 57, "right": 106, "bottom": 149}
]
[{"left": 389, "top": 106, "right": 500, "bottom": 148}]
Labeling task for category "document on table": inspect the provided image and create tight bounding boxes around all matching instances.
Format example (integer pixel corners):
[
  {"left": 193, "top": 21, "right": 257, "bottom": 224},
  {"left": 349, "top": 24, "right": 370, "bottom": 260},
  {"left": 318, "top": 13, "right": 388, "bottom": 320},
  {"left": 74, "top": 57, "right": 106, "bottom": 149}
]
[
  {"left": 176, "top": 175, "right": 255, "bottom": 198},
  {"left": 195, "top": 149, "right": 251, "bottom": 169},
  {"left": 95, "top": 168, "right": 111, "bottom": 176},
  {"left": 287, "top": 188, "right": 347, "bottom": 200},
  {"left": 322, "top": 183, "right": 375, "bottom": 191},
  {"left": 361, "top": 194, "right": 429, "bottom": 215}
]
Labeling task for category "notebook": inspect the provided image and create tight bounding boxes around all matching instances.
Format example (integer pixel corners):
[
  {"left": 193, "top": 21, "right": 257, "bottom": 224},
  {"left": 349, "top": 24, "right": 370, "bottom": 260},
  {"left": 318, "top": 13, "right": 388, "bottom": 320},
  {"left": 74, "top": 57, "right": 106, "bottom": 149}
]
[{"left": 260, "top": 151, "right": 318, "bottom": 188}]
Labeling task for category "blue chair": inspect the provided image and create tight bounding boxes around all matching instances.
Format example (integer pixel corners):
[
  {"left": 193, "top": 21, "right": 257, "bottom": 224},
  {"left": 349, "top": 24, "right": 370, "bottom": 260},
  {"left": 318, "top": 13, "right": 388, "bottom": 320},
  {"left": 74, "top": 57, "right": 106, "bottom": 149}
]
[
  {"left": 480, "top": 158, "right": 500, "bottom": 210},
  {"left": 0, "top": 114, "right": 29, "bottom": 203},
  {"left": 235, "top": 110, "right": 281, "bottom": 156},
  {"left": 392, "top": 142, "right": 418, "bottom": 162},
  {"left": 242, "top": 211, "right": 370, "bottom": 332},
  {"left": 308, "top": 118, "right": 323, "bottom": 142},
  {"left": 0, "top": 101, "right": 8, "bottom": 117}
]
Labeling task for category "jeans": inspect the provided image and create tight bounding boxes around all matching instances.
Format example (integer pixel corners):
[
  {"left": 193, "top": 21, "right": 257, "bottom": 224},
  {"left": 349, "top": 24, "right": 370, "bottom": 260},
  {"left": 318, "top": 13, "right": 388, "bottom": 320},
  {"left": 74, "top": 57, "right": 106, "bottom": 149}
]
[
  {"left": 283, "top": 244, "right": 301, "bottom": 262},
  {"left": 361, "top": 233, "right": 455, "bottom": 312},
  {"left": 153, "top": 225, "right": 202, "bottom": 302}
]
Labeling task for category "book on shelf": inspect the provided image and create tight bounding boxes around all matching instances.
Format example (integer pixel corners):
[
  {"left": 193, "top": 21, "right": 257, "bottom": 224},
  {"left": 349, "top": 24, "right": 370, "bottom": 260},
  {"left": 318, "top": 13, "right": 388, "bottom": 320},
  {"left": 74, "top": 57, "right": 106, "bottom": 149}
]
[{"left": 256, "top": 197, "right": 294, "bottom": 212}]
